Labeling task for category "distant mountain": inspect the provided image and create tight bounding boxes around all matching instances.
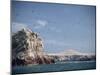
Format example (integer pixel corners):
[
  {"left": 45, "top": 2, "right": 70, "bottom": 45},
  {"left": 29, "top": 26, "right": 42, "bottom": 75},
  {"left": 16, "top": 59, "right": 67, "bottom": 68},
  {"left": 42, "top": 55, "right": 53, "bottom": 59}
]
[
  {"left": 47, "top": 49, "right": 96, "bottom": 61},
  {"left": 48, "top": 49, "right": 95, "bottom": 56},
  {"left": 61, "top": 49, "right": 82, "bottom": 56},
  {"left": 12, "top": 28, "right": 54, "bottom": 66}
]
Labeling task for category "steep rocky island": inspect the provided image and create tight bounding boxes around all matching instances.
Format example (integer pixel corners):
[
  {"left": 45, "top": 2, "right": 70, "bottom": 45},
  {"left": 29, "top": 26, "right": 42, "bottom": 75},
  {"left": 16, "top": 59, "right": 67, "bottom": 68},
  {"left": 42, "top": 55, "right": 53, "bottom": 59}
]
[{"left": 12, "top": 28, "right": 54, "bottom": 66}]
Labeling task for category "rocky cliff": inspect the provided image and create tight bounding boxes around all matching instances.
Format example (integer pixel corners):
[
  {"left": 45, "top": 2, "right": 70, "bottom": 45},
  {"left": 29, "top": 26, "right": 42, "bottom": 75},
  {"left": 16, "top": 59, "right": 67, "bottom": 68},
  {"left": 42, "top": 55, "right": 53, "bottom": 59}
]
[{"left": 12, "top": 28, "right": 54, "bottom": 66}]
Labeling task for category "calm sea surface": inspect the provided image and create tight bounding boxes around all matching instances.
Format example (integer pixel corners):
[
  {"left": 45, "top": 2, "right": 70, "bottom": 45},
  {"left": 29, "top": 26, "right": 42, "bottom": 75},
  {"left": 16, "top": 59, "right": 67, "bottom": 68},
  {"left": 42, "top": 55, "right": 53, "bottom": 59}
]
[{"left": 12, "top": 61, "right": 96, "bottom": 74}]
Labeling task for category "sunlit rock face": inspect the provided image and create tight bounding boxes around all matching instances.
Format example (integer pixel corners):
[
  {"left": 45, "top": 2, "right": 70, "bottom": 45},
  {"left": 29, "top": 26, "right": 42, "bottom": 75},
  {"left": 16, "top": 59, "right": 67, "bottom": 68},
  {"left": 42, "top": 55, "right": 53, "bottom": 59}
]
[{"left": 12, "top": 28, "right": 54, "bottom": 66}]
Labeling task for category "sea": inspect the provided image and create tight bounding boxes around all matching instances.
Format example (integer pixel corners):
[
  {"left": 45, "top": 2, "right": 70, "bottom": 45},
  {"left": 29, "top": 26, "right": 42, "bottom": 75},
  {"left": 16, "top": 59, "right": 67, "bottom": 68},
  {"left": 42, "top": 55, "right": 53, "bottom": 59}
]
[{"left": 12, "top": 61, "right": 96, "bottom": 74}]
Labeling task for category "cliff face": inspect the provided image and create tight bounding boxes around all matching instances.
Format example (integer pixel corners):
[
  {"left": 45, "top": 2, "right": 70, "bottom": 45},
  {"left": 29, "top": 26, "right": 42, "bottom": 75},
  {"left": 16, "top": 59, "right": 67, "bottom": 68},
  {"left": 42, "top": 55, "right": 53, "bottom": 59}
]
[{"left": 12, "top": 28, "right": 54, "bottom": 66}]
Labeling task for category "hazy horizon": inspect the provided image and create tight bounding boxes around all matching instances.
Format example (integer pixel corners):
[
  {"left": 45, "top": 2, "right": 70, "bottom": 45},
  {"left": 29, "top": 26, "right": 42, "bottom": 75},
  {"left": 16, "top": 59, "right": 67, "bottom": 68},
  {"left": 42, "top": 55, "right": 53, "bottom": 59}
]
[{"left": 11, "top": 1, "right": 96, "bottom": 53}]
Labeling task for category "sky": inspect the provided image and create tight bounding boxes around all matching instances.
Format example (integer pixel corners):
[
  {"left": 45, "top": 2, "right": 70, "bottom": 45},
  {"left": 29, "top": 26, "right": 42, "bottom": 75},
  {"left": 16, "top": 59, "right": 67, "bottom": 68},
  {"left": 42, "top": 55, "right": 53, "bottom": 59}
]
[{"left": 11, "top": 1, "right": 96, "bottom": 53}]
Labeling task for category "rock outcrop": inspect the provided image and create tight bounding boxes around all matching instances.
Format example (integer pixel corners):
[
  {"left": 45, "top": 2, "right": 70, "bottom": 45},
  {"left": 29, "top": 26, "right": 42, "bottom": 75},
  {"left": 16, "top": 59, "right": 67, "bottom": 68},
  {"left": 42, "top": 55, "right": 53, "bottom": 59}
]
[{"left": 12, "top": 28, "right": 54, "bottom": 66}]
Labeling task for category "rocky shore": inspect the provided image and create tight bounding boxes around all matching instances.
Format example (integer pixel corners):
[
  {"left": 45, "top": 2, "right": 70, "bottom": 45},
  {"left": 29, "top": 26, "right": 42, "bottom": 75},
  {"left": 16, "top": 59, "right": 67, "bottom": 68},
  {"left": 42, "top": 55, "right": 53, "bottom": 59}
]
[{"left": 12, "top": 28, "right": 54, "bottom": 66}]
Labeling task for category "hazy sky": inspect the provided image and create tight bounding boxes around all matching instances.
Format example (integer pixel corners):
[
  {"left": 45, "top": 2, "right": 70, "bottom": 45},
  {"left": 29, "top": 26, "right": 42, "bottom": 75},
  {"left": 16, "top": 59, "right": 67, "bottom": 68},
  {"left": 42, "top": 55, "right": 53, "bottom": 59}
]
[{"left": 11, "top": 1, "right": 96, "bottom": 53}]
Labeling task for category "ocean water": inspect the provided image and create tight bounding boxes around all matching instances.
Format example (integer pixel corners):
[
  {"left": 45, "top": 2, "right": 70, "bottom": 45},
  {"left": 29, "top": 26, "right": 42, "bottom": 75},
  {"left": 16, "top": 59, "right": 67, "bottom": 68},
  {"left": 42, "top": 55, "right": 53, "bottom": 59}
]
[{"left": 12, "top": 61, "right": 96, "bottom": 74}]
